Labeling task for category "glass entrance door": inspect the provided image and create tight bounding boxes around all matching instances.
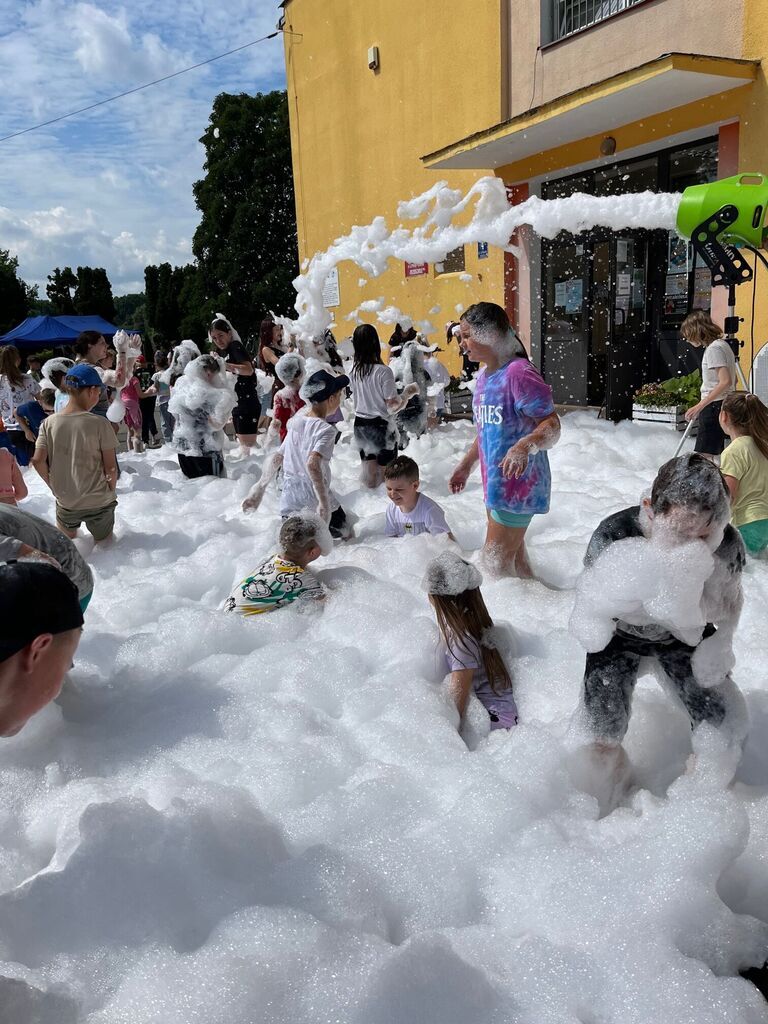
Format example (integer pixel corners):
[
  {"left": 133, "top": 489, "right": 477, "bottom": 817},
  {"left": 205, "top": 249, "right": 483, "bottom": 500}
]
[
  {"left": 542, "top": 233, "right": 588, "bottom": 405},
  {"left": 604, "top": 232, "right": 650, "bottom": 421}
]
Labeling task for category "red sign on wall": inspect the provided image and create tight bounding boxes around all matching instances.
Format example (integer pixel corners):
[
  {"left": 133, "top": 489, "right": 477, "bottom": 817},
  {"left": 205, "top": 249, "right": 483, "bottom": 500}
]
[{"left": 404, "top": 261, "right": 429, "bottom": 278}]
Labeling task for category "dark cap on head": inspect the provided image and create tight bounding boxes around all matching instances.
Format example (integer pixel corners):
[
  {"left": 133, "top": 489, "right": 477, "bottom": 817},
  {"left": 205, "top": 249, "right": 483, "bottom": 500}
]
[
  {"left": 300, "top": 368, "right": 349, "bottom": 404},
  {"left": 0, "top": 562, "right": 83, "bottom": 661}
]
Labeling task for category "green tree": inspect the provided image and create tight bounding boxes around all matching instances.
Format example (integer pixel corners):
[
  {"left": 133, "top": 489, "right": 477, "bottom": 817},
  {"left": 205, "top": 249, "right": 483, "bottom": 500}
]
[
  {"left": 46, "top": 267, "right": 78, "bottom": 314},
  {"left": 0, "top": 249, "right": 31, "bottom": 333},
  {"left": 192, "top": 90, "right": 298, "bottom": 337},
  {"left": 114, "top": 293, "right": 146, "bottom": 332},
  {"left": 73, "top": 266, "right": 116, "bottom": 320},
  {"left": 178, "top": 264, "right": 208, "bottom": 340},
  {"left": 144, "top": 265, "right": 160, "bottom": 333}
]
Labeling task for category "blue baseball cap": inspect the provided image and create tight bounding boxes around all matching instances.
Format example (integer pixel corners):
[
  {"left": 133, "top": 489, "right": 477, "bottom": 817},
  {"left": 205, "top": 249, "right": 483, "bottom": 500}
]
[{"left": 64, "top": 364, "right": 103, "bottom": 388}]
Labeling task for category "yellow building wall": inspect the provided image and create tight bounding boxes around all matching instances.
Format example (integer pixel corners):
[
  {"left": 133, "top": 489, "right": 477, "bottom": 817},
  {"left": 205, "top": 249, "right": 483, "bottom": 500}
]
[{"left": 282, "top": 0, "right": 506, "bottom": 376}]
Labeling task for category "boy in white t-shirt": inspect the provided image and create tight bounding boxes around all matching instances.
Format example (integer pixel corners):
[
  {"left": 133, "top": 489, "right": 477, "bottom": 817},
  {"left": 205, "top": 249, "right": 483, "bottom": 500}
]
[
  {"left": 242, "top": 368, "right": 352, "bottom": 539},
  {"left": 384, "top": 455, "right": 453, "bottom": 539}
]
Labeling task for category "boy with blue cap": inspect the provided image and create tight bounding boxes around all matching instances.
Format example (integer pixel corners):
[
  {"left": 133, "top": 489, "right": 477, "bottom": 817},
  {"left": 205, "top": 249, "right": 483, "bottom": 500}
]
[{"left": 32, "top": 364, "right": 119, "bottom": 542}]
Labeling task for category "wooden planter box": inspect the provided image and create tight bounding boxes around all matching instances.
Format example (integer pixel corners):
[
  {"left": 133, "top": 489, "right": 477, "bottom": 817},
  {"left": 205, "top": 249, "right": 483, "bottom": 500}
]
[{"left": 632, "top": 403, "right": 689, "bottom": 431}]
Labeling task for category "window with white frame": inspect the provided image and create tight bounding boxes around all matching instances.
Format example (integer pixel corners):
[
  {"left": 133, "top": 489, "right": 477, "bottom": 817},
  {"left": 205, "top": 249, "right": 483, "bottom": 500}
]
[{"left": 545, "top": 0, "right": 647, "bottom": 43}]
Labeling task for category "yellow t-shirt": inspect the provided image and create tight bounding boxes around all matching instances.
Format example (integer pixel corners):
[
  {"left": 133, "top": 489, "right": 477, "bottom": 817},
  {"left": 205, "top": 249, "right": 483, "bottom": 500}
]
[
  {"left": 719, "top": 435, "right": 768, "bottom": 527},
  {"left": 35, "top": 411, "right": 118, "bottom": 511}
]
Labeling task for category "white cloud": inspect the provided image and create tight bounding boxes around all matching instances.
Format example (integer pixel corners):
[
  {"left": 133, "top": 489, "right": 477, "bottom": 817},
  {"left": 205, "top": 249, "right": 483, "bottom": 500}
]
[{"left": 0, "top": 0, "right": 286, "bottom": 294}]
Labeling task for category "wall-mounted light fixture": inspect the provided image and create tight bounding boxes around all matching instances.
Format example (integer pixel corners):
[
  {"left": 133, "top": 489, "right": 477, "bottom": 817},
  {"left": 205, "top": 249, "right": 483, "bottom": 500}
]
[{"left": 367, "top": 45, "right": 380, "bottom": 71}]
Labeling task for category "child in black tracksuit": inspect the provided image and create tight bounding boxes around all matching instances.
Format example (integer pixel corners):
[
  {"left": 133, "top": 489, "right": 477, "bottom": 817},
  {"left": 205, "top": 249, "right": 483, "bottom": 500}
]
[{"left": 572, "top": 454, "right": 746, "bottom": 749}]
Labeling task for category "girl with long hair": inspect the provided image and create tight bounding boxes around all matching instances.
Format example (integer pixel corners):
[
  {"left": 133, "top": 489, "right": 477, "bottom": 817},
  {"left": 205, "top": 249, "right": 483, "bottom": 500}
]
[
  {"left": 449, "top": 302, "right": 560, "bottom": 578},
  {"left": 719, "top": 392, "right": 768, "bottom": 555},
  {"left": 425, "top": 552, "right": 518, "bottom": 731},
  {"left": 0, "top": 345, "right": 40, "bottom": 464},
  {"left": 681, "top": 310, "right": 737, "bottom": 459},
  {"left": 348, "top": 323, "right": 418, "bottom": 488}
]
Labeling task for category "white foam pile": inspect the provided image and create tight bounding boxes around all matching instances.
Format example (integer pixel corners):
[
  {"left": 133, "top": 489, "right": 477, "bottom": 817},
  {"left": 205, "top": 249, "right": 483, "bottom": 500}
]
[
  {"left": 2, "top": 411, "right": 767, "bottom": 1023},
  {"left": 292, "top": 177, "right": 681, "bottom": 338}
]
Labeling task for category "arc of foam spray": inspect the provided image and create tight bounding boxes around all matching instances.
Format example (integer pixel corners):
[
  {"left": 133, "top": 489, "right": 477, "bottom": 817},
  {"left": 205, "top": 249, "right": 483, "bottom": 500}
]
[{"left": 289, "top": 176, "right": 681, "bottom": 340}]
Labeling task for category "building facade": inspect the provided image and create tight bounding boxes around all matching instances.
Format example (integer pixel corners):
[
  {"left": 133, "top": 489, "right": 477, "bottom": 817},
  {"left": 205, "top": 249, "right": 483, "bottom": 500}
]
[{"left": 283, "top": 0, "right": 767, "bottom": 415}]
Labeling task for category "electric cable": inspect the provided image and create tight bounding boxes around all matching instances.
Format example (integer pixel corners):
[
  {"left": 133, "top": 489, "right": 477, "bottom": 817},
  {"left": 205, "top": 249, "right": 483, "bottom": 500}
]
[{"left": 0, "top": 30, "right": 288, "bottom": 145}]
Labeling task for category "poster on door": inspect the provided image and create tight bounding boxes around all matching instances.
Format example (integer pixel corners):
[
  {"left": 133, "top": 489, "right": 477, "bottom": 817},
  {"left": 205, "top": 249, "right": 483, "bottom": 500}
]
[
  {"left": 663, "top": 273, "right": 688, "bottom": 316},
  {"left": 564, "top": 279, "right": 583, "bottom": 313},
  {"left": 667, "top": 234, "right": 690, "bottom": 274}
]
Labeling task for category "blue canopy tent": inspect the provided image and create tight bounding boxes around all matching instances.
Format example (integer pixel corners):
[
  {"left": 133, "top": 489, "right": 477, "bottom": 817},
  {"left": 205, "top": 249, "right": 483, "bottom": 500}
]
[{"left": 0, "top": 315, "right": 131, "bottom": 349}]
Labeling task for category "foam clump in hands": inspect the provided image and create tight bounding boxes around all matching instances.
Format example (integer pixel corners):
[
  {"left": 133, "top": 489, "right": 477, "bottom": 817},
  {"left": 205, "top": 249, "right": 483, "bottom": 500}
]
[
  {"left": 570, "top": 536, "right": 713, "bottom": 653},
  {"left": 423, "top": 552, "right": 482, "bottom": 596}
]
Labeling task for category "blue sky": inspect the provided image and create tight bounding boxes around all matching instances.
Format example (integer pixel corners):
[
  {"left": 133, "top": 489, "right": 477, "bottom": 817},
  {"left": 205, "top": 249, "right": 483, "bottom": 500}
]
[{"left": 0, "top": 0, "right": 286, "bottom": 295}]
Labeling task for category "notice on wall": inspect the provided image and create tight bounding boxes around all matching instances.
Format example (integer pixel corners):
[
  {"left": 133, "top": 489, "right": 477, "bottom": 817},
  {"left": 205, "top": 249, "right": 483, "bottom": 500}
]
[
  {"left": 565, "top": 279, "right": 583, "bottom": 314},
  {"left": 404, "top": 261, "right": 429, "bottom": 278},
  {"left": 616, "top": 272, "right": 631, "bottom": 297},
  {"left": 322, "top": 267, "right": 340, "bottom": 308},
  {"left": 477, "top": 241, "right": 489, "bottom": 260},
  {"left": 663, "top": 272, "right": 688, "bottom": 316},
  {"left": 616, "top": 239, "right": 630, "bottom": 264},
  {"left": 554, "top": 281, "right": 567, "bottom": 308}
]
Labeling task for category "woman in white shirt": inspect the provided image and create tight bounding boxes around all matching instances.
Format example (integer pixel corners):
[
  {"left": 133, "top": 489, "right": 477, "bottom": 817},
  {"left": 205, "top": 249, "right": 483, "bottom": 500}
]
[
  {"left": 681, "top": 311, "right": 736, "bottom": 460},
  {"left": 348, "top": 324, "right": 418, "bottom": 488},
  {"left": 0, "top": 345, "right": 40, "bottom": 464}
]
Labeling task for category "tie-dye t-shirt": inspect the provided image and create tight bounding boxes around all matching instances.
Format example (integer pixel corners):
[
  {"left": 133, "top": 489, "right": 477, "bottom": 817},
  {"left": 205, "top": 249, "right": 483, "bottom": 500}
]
[{"left": 472, "top": 357, "right": 555, "bottom": 515}]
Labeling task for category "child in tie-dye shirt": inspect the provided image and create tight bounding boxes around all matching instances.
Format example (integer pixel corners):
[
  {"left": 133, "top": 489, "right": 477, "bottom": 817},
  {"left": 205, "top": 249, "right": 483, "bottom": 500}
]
[{"left": 450, "top": 302, "right": 560, "bottom": 578}]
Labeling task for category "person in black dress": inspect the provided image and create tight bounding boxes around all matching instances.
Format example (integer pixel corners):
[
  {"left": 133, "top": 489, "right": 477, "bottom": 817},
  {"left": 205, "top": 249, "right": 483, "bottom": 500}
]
[{"left": 209, "top": 315, "right": 260, "bottom": 458}]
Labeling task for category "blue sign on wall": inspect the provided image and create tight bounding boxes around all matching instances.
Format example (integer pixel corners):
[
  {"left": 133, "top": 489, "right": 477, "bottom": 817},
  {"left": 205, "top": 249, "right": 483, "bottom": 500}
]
[{"left": 477, "top": 241, "right": 489, "bottom": 259}]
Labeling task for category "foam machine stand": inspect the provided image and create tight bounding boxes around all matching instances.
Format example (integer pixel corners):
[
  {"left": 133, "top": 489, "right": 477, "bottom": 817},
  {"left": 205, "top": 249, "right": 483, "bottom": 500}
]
[{"left": 672, "top": 173, "right": 768, "bottom": 456}]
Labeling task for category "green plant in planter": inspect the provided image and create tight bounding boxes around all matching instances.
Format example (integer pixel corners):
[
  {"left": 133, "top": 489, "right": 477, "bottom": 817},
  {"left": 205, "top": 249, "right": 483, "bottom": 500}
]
[{"left": 633, "top": 370, "right": 701, "bottom": 410}]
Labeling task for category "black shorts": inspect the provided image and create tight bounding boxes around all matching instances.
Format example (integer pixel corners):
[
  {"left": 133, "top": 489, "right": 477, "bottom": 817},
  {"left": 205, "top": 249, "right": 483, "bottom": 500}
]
[
  {"left": 233, "top": 376, "right": 262, "bottom": 435},
  {"left": 695, "top": 400, "right": 727, "bottom": 456},
  {"left": 178, "top": 452, "right": 226, "bottom": 479},
  {"left": 354, "top": 416, "right": 397, "bottom": 465}
]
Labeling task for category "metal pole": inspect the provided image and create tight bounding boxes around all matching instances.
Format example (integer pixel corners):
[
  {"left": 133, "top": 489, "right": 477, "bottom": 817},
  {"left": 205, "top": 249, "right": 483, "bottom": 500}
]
[{"left": 673, "top": 417, "right": 696, "bottom": 458}]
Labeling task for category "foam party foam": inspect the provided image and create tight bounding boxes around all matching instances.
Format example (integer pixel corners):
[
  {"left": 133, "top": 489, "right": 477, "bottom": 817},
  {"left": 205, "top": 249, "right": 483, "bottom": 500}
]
[
  {"left": 291, "top": 176, "right": 681, "bottom": 339},
  {"left": 1, "top": 409, "right": 767, "bottom": 1023}
]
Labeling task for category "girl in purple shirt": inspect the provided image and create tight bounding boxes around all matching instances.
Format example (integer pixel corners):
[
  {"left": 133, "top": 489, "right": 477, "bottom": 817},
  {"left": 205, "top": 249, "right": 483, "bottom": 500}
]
[{"left": 450, "top": 302, "right": 560, "bottom": 578}]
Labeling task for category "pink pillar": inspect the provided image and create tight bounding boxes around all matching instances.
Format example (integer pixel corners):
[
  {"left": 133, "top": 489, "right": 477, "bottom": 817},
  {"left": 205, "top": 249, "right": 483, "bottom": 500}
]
[{"left": 504, "top": 183, "right": 532, "bottom": 352}]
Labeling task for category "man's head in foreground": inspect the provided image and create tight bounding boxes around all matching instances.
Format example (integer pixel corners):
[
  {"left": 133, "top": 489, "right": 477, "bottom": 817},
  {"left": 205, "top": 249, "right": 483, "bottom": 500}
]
[{"left": 0, "top": 562, "right": 84, "bottom": 737}]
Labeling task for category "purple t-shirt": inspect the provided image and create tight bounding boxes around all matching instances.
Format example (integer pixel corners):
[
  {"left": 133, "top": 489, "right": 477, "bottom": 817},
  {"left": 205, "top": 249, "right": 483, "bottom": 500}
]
[
  {"left": 444, "top": 633, "right": 518, "bottom": 727},
  {"left": 472, "top": 357, "right": 555, "bottom": 515},
  {"left": 385, "top": 493, "right": 450, "bottom": 538}
]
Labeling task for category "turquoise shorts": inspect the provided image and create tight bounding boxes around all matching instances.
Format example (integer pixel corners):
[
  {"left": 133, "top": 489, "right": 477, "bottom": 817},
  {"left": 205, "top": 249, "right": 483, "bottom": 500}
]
[
  {"left": 488, "top": 509, "right": 534, "bottom": 528},
  {"left": 79, "top": 591, "right": 93, "bottom": 614},
  {"left": 738, "top": 519, "right": 768, "bottom": 555}
]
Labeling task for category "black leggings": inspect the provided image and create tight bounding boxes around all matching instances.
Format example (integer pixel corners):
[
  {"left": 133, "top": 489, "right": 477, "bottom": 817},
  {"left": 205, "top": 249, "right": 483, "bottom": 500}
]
[
  {"left": 583, "top": 629, "right": 727, "bottom": 743},
  {"left": 140, "top": 397, "right": 158, "bottom": 442}
]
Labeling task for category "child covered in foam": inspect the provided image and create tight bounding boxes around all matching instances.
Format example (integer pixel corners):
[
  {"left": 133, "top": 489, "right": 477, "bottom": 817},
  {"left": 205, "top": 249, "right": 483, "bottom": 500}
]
[
  {"left": 384, "top": 455, "right": 452, "bottom": 539},
  {"left": 269, "top": 353, "right": 306, "bottom": 444},
  {"left": 571, "top": 454, "right": 747, "bottom": 757},
  {"left": 425, "top": 552, "right": 518, "bottom": 732},
  {"left": 224, "top": 513, "right": 330, "bottom": 615}
]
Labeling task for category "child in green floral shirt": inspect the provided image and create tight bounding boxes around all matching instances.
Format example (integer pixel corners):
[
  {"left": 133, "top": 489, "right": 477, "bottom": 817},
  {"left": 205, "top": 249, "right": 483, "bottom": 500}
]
[{"left": 224, "top": 513, "right": 331, "bottom": 615}]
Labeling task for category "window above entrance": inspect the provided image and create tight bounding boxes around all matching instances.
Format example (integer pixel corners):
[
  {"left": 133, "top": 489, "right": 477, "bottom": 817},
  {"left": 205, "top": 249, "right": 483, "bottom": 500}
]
[{"left": 546, "top": 0, "right": 647, "bottom": 45}]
